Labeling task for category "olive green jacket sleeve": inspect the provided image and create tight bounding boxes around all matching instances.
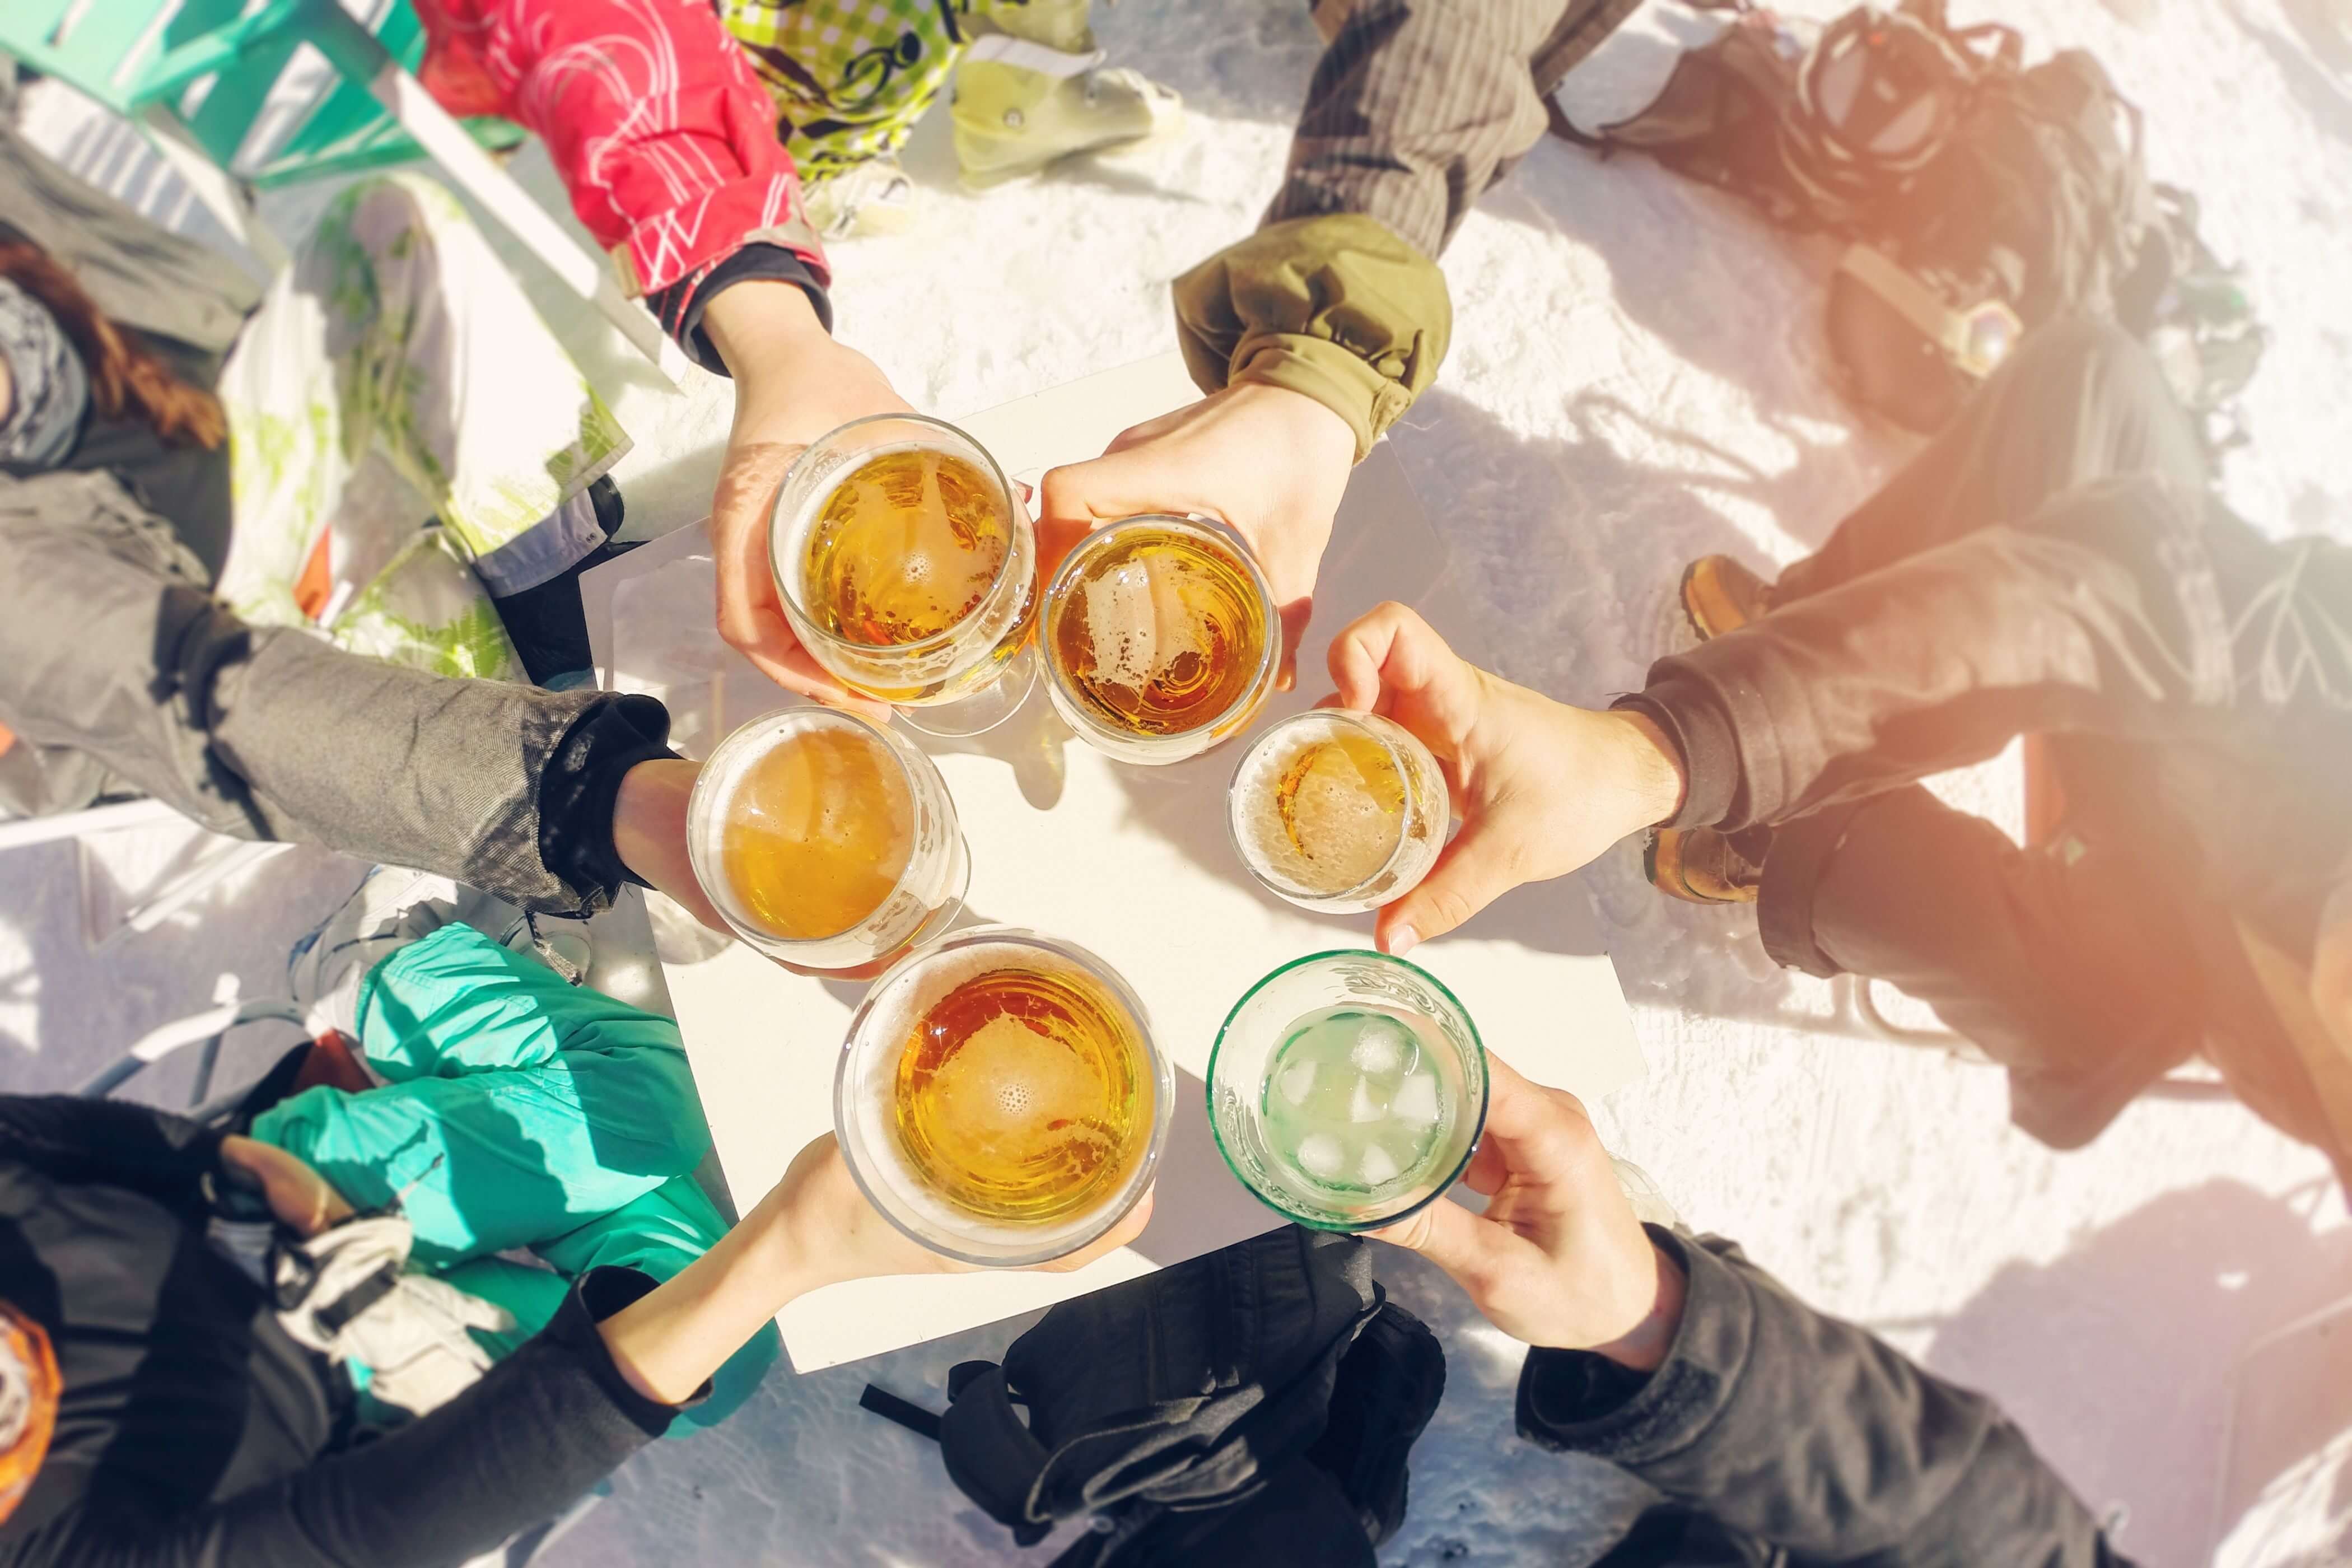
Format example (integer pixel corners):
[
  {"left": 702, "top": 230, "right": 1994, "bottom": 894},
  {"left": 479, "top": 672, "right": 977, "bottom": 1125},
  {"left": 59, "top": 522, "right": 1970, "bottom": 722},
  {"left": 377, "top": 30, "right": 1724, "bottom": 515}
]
[
  {"left": 1172, "top": 214, "right": 1450, "bottom": 461},
  {"left": 1174, "top": 0, "right": 1639, "bottom": 456}
]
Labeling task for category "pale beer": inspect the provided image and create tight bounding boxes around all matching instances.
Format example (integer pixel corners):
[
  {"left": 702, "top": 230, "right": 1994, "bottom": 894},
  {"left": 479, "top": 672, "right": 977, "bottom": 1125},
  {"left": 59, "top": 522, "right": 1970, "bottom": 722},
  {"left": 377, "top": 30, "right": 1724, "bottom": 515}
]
[
  {"left": 799, "top": 446, "right": 1012, "bottom": 647},
  {"left": 1228, "top": 711, "right": 1448, "bottom": 912},
  {"left": 686, "top": 710, "right": 968, "bottom": 972}
]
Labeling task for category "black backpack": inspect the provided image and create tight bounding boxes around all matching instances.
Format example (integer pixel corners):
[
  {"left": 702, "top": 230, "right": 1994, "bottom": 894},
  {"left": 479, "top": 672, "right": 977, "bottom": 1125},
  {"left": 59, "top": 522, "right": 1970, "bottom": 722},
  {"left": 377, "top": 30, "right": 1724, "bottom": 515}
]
[
  {"left": 1556, "top": 0, "right": 2261, "bottom": 442},
  {"left": 861, "top": 1227, "right": 1445, "bottom": 1567}
]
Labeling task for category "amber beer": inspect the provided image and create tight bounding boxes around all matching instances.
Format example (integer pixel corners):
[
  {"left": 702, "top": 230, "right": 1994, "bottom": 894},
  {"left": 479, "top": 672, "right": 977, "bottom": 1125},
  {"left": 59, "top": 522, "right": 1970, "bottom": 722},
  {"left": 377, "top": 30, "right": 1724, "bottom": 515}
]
[
  {"left": 799, "top": 446, "right": 1014, "bottom": 648},
  {"left": 685, "top": 710, "right": 969, "bottom": 972},
  {"left": 890, "top": 956, "right": 1148, "bottom": 1221},
  {"left": 1043, "top": 515, "right": 1279, "bottom": 763},
  {"left": 836, "top": 930, "right": 1170, "bottom": 1264}
]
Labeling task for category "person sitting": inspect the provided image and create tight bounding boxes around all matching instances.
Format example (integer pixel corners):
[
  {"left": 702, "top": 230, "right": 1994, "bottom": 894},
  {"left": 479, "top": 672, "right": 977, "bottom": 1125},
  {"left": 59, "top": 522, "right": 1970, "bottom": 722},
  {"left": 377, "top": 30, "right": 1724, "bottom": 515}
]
[
  {"left": 1368, "top": 1053, "right": 2135, "bottom": 1564},
  {"left": 0, "top": 125, "right": 636, "bottom": 701},
  {"left": 0, "top": 1061, "right": 1145, "bottom": 1565},
  {"left": 1313, "top": 318, "right": 2352, "bottom": 1182}
]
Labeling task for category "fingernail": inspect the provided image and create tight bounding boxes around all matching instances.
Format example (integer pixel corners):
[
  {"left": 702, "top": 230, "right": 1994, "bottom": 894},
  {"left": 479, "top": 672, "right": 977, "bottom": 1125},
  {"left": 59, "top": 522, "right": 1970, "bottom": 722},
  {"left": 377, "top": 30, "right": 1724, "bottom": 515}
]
[{"left": 1388, "top": 926, "right": 1419, "bottom": 957}]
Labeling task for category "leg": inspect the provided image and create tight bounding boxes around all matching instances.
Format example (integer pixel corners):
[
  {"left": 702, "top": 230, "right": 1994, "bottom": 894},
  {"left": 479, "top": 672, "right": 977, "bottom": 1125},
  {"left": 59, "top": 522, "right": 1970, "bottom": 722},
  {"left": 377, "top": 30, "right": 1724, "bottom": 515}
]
[
  {"left": 213, "top": 174, "right": 628, "bottom": 627},
  {"left": 250, "top": 923, "right": 709, "bottom": 1267},
  {"left": 1775, "top": 318, "right": 2210, "bottom": 604},
  {"left": 1760, "top": 787, "right": 2203, "bottom": 1148},
  {"left": 1653, "top": 472, "right": 2239, "bottom": 831}
]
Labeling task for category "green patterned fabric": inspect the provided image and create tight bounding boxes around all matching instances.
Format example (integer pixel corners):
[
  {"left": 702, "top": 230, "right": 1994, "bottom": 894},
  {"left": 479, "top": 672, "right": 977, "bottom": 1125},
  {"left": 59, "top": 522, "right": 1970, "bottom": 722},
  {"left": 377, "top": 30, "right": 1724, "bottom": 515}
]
[
  {"left": 721, "top": 0, "right": 1091, "bottom": 180},
  {"left": 213, "top": 174, "right": 627, "bottom": 680}
]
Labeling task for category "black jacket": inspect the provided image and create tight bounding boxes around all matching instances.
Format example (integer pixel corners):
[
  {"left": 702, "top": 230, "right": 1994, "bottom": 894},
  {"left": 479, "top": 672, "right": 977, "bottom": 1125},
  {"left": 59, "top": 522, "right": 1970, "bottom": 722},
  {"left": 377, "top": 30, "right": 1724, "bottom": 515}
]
[
  {"left": 1535, "top": 1229, "right": 2132, "bottom": 1567},
  {"left": 0, "top": 1096, "right": 684, "bottom": 1568}
]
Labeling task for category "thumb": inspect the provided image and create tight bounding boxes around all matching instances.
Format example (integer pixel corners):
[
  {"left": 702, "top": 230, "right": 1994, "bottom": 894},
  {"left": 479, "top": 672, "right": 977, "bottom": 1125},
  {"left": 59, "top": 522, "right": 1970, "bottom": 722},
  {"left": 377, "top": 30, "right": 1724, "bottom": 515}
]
[
  {"left": 1369, "top": 1193, "right": 1525, "bottom": 1299},
  {"left": 1378, "top": 815, "right": 1529, "bottom": 954}
]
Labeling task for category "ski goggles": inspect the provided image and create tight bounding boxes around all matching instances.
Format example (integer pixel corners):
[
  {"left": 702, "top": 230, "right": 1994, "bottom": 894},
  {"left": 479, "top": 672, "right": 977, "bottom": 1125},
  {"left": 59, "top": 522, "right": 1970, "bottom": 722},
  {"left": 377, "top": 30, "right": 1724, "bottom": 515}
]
[{"left": 1835, "top": 244, "right": 2022, "bottom": 380}]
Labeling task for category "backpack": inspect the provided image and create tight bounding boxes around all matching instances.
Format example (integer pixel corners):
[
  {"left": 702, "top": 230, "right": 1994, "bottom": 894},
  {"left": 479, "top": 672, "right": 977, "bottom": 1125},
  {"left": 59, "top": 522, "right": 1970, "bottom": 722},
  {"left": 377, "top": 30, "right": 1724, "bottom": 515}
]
[
  {"left": 1556, "top": 0, "right": 2262, "bottom": 442},
  {"left": 860, "top": 1226, "right": 1445, "bottom": 1567}
]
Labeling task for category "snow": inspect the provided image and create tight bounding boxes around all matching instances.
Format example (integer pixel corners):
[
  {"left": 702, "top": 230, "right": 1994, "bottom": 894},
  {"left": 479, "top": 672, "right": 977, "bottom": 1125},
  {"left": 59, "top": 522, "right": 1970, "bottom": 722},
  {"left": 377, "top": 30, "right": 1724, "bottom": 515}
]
[{"left": 6, "top": 1, "right": 2349, "bottom": 1563}]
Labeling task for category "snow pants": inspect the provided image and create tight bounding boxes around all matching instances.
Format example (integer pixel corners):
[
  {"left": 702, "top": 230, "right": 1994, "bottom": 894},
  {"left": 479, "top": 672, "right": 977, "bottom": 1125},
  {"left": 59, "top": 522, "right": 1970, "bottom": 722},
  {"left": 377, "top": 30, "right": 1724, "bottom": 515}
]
[{"left": 251, "top": 923, "right": 774, "bottom": 1429}]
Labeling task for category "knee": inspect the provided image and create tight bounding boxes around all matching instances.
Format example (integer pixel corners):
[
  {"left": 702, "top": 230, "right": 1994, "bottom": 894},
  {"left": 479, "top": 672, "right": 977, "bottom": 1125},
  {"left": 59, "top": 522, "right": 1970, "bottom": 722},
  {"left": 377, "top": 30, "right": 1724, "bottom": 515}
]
[{"left": 2012, "top": 315, "right": 2180, "bottom": 440}]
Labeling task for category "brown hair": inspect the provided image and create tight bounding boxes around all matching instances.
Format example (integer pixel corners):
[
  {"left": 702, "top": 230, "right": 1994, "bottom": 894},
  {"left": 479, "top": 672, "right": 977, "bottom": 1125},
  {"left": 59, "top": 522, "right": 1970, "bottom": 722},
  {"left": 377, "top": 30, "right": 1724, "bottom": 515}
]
[{"left": 0, "top": 240, "right": 226, "bottom": 450}]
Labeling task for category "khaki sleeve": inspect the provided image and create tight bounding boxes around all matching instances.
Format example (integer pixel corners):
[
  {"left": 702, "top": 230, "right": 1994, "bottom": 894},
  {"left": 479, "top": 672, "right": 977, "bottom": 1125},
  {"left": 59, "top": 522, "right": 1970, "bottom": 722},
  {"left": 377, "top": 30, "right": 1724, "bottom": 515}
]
[{"left": 1171, "top": 213, "right": 1452, "bottom": 461}]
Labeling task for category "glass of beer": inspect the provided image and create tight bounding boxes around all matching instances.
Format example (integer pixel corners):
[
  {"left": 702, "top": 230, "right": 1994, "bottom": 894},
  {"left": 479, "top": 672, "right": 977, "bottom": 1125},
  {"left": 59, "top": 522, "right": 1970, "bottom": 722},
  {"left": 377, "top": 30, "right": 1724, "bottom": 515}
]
[
  {"left": 1206, "top": 950, "right": 1487, "bottom": 1233},
  {"left": 1041, "top": 514, "right": 1280, "bottom": 766},
  {"left": 771, "top": 414, "right": 1037, "bottom": 738},
  {"left": 834, "top": 927, "right": 1172, "bottom": 1265},
  {"left": 1227, "top": 710, "right": 1450, "bottom": 914},
  {"left": 685, "top": 708, "right": 968, "bottom": 974}
]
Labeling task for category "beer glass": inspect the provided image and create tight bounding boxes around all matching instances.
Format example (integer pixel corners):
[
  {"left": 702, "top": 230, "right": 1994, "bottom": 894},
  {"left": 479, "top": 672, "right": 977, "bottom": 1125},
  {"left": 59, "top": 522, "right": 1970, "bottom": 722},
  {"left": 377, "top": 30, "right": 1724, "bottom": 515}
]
[
  {"left": 835, "top": 927, "right": 1172, "bottom": 1266},
  {"left": 1227, "top": 710, "right": 1449, "bottom": 914},
  {"left": 770, "top": 414, "right": 1037, "bottom": 738},
  {"left": 1207, "top": 950, "right": 1487, "bottom": 1233},
  {"left": 685, "top": 708, "right": 968, "bottom": 973},
  {"left": 1041, "top": 514, "right": 1280, "bottom": 766}
]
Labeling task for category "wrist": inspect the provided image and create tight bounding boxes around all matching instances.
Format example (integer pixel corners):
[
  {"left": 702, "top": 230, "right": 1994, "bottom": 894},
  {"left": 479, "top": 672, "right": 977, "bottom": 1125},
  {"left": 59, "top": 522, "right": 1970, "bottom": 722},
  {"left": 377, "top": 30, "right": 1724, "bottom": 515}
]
[
  {"left": 1608, "top": 708, "right": 1689, "bottom": 829},
  {"left": 704, "top": 280, "right": 835, "bottom": 391},
  {"left": 1225, "top": 379, "right": 1357, "bottom": 472},
  {"left": 1589, "top": 1243, "right": 1687, "bottom": 1373}
]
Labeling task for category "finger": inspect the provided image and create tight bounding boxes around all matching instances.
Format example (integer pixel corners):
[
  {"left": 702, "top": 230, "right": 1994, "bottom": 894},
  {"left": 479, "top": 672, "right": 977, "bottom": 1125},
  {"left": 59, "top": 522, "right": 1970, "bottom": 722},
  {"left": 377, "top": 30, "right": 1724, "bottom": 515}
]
[
  {"left": 1324, "top": 600, "right": 1459, "bottom": 717},
  {"left": 1466, "top": 1056, "right": 1607, "bottom": 1209},
  {"left": 1368, "top": 1193, "right": 1535, "bottom": 1299},
  {"left": 1275, "top": 596, "right": 1312, "bottom": 693},
  {"left": 1040, "top": 1186, "right": 1155, "bottom": 1272},
  {"left": 1376, "top": 813, "right": 1532, "bottom": 953}
]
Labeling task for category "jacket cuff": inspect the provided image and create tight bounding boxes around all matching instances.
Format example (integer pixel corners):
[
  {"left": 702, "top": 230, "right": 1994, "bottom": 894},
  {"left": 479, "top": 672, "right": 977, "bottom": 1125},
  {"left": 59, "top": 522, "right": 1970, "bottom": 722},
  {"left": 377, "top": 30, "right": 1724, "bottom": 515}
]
[
  {"left": 1174, "top": 213, "right": 1451, "bottom": 463},
  {"left": 549, "top": 1266, "right": 709, "bottom": 1434},
  {"left": 647, "top": 244, "right": 834, "bottom": 377},
  {"left": 535, "top": 694, "right": 680, "bottom": 910},
  {"left": 1613, "top": 676, "right": 1739, "bottom": 831},
  {"left": 1516, "top": 1228, "right": 1751, "bottom": 1462}
]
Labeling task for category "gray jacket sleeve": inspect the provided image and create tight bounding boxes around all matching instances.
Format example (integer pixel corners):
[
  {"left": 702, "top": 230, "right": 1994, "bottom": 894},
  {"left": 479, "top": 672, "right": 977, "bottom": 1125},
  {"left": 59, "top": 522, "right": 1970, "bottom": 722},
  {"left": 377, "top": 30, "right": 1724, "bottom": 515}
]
[
  {"left": 1520, "top": 1229, "right": 2132, "bottom": 1566},
  {"left": 0, "top": 470, "right": 663, "bottom": 914}
]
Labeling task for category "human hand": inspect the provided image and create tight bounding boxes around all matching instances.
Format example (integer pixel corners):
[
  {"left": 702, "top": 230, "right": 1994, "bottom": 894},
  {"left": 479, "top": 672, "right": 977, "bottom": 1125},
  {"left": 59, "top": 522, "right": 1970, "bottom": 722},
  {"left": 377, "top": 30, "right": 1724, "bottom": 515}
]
[
  {"left": 1369, "top": 1054, "right": 1684, "bottom": 1369},
  {"left": 703, "top": 282, "right": 909, "bottom": 715},
  {"left": 1323, "top": 603, "right": 1687, "bottom": 954},
  {"left": 218, "top": 1135, "right": 356, "bottom": 1239},
  {"left": 1037, "top": 382, "right": 1355, "bottom": 689},
  {"left": 611, "top": 757, "right": 727, "bottom": 934},
  {"left": 764, "top": 1133, "right": 1155, "bottom": 1290}
]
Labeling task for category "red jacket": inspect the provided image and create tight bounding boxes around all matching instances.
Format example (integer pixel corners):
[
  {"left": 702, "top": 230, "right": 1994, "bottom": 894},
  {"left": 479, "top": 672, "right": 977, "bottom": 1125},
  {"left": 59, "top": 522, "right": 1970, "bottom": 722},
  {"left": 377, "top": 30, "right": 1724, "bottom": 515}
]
[{"left": 412, "top": 0, "right": 827, "bottom": 325}]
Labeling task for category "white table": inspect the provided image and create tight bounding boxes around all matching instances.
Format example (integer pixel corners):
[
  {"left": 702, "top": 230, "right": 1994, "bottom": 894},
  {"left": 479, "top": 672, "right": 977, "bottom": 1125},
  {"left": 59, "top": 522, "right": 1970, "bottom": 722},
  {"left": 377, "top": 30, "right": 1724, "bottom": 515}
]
[{"left": 587, "top": 354, "right": 1644, "bottom": 1372}]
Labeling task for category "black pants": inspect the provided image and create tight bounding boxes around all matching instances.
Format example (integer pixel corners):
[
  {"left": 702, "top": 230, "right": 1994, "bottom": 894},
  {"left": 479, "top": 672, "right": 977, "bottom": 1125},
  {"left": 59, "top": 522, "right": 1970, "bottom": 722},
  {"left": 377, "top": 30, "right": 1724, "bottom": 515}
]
[{"left": 1729, "top": 319, "right": 2328, "bottom": 1150}]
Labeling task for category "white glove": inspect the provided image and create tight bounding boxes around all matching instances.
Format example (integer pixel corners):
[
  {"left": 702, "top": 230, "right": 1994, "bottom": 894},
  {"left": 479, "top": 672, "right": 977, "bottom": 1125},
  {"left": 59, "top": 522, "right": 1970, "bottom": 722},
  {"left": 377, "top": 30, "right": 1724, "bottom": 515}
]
[{"left": 275, "top": 1215, "right": 516, "bottom": 1417}]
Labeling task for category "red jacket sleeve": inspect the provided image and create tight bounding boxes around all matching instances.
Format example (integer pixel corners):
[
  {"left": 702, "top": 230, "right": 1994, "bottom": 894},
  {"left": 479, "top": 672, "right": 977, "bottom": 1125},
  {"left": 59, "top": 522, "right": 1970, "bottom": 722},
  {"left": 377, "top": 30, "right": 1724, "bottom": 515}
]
[{"left": 413, "top": 0, "right": 828, "bottom": 300}]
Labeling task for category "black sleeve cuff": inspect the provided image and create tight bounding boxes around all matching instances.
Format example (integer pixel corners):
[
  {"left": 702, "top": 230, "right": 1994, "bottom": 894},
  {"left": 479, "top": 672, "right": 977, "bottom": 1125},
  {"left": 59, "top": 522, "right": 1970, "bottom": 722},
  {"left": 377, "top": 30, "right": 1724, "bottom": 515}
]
[
  {"left": 549, "top": 1266, "right": 712, "bottom": 1433},
  {"left": 535, "top": 693, "right": 679, "bottom": 909},
  {"left": 646, "top": 245, "right": 834, "bottom": 376},
  {"left": 1613, "top": 675, "right": 1740, "bottom": 831},
  {"left": 1516, "top": 1228, "right": 1751, "bottom": 1463}
]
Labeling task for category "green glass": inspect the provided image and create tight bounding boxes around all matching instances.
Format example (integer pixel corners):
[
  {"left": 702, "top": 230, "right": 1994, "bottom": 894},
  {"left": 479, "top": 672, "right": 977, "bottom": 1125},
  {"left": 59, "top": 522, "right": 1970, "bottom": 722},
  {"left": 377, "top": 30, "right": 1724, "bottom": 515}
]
[{"left": 1207, "top": 950, "right": 1488, "bottom": 1233}]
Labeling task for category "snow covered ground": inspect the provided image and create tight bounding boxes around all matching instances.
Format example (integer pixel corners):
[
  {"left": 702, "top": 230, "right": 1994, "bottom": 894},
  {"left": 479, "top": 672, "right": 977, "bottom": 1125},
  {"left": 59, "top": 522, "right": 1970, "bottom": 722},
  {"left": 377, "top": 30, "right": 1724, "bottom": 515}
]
[{"left": 6, "top": 1, "right": 2350, "bottom": 1563}]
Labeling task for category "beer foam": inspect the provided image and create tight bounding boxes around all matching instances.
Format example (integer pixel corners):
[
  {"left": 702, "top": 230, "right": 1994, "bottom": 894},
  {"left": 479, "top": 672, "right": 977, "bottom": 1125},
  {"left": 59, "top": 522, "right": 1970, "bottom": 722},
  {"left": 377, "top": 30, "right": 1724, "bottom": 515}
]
[
  {"left": 844, "top": 940, "right": 1152, "bottom": 1256},
  {"left": 1233, "top": 713, "right": 1403, "bottom": 895},
  {"left": 1077, "top": 550, "right": 1211, "bottom": 692}
]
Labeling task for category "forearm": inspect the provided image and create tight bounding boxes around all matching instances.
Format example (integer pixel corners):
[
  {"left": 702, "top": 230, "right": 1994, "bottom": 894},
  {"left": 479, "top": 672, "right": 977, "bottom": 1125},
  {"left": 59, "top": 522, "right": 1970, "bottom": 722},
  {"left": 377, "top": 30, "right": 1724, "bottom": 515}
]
[
  {"left": 414, "top": 0, "right": 826, "bottom": 303},
  {"left": 1521, "top": 1231, "right": 2123, "bottom": 1565}
]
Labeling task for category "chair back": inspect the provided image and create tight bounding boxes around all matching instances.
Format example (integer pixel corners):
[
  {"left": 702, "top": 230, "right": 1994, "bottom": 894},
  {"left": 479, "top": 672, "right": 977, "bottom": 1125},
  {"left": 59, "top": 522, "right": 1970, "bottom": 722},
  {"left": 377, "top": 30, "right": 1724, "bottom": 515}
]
[{"left": 0, "top": 0, "right": 520, "bottom": 189}]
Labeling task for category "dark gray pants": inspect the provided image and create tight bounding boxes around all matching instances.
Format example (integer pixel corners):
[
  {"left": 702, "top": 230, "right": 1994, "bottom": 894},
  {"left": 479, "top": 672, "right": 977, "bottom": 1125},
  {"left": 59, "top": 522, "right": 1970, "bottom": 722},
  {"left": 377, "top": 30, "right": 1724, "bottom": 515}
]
[{"left": 1737, "top": 320, "right": 2343, "bottom": 1151}]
